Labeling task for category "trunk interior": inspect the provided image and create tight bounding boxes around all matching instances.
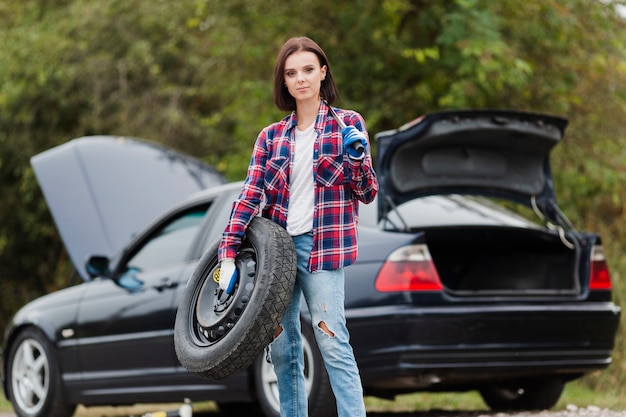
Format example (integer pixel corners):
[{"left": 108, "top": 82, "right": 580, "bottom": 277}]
[{"left": 424, "top": 227, "right": 581, "bottom": 296}]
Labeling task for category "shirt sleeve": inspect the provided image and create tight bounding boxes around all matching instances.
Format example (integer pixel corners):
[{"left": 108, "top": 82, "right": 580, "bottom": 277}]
[{"left": 218, "top": 128, "right": 269, "bottom": 260}]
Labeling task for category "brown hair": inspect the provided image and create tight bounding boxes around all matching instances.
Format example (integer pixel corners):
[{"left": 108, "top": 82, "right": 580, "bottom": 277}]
[{"left": 273, "top": 37, "right": 338, "bottom": 111}]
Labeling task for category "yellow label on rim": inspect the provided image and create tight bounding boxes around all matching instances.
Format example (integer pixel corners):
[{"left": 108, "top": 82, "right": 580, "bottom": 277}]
[{"left": 213, "top": 268, "right": 220, "bottom": 284}]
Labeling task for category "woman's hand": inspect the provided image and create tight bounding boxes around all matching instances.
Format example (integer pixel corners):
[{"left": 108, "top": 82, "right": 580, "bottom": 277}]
[
  {"left": 219, "top": 259, "right": 238, "bottom": 294},
  {"left": 342, "top": 126, "right": 367, "bottom": 159}
]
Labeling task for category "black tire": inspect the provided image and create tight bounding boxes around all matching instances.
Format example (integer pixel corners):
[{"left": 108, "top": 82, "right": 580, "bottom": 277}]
[
  {"left": 252, "top": 321, "right": 338, "bottom": 417},
  {"left": 479, "top": 377, "right": 565, "bottom": 411},
  {"left": 6, "top": 327, "right": 76, "bottom": 417},
  {"left": 174, "top": 217, "right": 297, "bottom": 380}
]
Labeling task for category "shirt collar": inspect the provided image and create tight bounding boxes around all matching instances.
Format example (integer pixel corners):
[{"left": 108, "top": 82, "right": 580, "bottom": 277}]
[{"left": 286, "top": 100, "right": 334, "bottom": 133}]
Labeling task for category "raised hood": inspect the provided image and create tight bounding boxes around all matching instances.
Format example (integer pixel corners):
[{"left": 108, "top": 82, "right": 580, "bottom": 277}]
[
  {"left": 375, "top": 109, "right": 568, "bottom": 220},
  {"left": 31, "top": 136, "right": 226, "bottom": 281}
]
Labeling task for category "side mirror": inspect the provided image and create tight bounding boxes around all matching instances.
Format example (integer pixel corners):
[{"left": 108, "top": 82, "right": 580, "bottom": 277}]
[
  {"left": 86, "top": 255, "right": 111, "bottom": 279},
  {"left": 118, "top": 267, "right": 144, "bottom": 291}
]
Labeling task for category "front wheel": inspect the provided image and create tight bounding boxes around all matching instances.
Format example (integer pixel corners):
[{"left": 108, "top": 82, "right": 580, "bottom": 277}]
[
  {"left": 479, "top": 377, "right": 564, "bottom": 411},
  {"left": 253, "top": 322, "right": 337, "bottom": 417},
  {"left": 6, "top": 327, "right": 76, "bottom": 417}
]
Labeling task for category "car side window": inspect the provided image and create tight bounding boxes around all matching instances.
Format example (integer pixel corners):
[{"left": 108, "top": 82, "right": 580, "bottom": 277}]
[{"left": 126, "top": 208, "right": 208, "bottom": 272}]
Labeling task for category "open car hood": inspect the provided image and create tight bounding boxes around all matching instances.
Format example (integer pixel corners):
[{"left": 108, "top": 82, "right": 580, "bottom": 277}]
[
  {"left": 375, "top": 109, "right": 568, "bottom": 220},
  {"left": 31, "top": 136, "right": 226, "bottom": 281}
]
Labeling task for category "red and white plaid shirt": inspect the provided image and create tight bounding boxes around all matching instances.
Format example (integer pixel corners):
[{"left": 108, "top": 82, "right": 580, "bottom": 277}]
[{"left": 219, "top": 101, "right": 378, "bottom": 271}]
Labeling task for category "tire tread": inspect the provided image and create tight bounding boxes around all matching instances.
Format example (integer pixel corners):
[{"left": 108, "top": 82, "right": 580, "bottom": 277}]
[{"left": 175, "top": 217, "right": 296, "bottom": 380}]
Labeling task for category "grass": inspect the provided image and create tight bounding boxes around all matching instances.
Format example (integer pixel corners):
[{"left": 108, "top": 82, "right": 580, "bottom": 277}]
[{"left": 1, "top": 379, "right": 624, "bottom": 416}]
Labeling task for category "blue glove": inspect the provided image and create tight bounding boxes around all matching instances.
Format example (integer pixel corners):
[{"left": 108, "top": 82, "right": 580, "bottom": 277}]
[
  {"left": 218, "top": 259, "right": 238, "bottom": 294},
  {"left": 342, "top": 126, "right": 367, "bottom": 159}
]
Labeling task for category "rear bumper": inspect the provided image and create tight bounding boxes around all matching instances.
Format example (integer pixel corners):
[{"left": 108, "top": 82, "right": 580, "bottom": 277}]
[{"left": 347, "top": 302, "right": 621, "bottom": 393}]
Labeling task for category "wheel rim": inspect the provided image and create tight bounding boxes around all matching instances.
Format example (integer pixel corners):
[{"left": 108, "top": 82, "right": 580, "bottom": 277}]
[
  {"left": 259, "top": 331, "right": 316, "bottom": 413},
  {"left": 190, "top": 249, "right": 257, "bottom": 345},
  {"left": 11, "top": 337, "right": 50, "bottom": 415}
]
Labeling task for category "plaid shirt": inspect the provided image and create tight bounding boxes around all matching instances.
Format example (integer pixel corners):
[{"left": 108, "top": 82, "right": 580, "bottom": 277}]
[{"left": 218, "top": 101, "right": 378, "bottom": 271}]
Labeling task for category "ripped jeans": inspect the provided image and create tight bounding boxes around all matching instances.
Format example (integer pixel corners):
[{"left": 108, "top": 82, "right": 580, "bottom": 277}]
[{"left": 269, "top": 232, "right": 366, "bottom": 417}]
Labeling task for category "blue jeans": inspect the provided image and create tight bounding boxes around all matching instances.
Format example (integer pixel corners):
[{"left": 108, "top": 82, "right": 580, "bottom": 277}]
[{"left": 269, "top": 232, "right": 366, "bottom": 417}]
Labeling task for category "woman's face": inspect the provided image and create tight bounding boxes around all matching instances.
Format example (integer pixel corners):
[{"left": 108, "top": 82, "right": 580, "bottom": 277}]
[{"left": 283, "top": 50, "right": 327, "bottom": 104}]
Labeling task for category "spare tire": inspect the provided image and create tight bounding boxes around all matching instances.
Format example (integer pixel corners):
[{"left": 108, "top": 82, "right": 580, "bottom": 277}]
[{"left": 174, "top": 216, "right": 297, "bottom": 380}]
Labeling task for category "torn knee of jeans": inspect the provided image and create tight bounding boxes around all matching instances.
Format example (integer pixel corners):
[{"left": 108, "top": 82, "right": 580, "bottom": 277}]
[{"left": 317, "top": 321, "right": 335, "bottom": 338}]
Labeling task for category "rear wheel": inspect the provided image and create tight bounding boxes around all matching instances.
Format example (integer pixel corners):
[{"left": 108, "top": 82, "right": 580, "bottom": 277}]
[
  {"left": 479, "top": 377, "right": 564, "bottom": 411},
  {"left": 174, "top": 217, "right": 297, "bottom": 380},
  {"left": 6, "top": 327, "right": 76, "bottom": 417}
]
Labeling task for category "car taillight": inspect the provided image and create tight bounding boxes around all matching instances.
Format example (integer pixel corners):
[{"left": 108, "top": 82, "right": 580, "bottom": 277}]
[
  {"left": 589, "top": 245, "right": 612, "bottom": 290},
  {"left": 375, "top": 244, "right": 443, "bottom": 292}
]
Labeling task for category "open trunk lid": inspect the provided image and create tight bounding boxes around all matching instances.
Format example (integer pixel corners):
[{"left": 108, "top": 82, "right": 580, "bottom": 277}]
[{"left": 375, "top": 109, "right": 568, "bottom": 223}]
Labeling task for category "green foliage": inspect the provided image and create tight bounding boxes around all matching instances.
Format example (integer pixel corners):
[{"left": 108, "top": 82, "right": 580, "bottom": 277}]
[{"left": 1, "top": 0, "right": 626, "bottom": 395}]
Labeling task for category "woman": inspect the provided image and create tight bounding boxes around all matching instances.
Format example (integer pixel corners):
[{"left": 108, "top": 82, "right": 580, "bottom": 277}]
[{"left": 218, "top": 36, "right": 378, "bottom": 417}]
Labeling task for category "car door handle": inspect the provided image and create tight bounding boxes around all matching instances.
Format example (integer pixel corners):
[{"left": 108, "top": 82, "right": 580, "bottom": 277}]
[{"left": 154, "top": 278, "right": 178, "bottom": 292}]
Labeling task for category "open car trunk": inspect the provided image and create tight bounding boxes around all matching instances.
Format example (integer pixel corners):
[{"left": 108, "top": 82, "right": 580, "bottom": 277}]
[
  {"left": 374, "top": 110, "right": 590, "bottom": 297},
  {"left": 423, "top": 226, "right": 588, "bottom": 296}
]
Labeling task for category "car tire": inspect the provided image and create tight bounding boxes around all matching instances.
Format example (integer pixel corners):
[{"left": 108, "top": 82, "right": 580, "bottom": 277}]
[
  {"left": 253, "top": 321, "right": 338, "bottom": 417},
  {"left": 6, "top": 327, "right": 76, "bottom": 417},
  {"left": 479, "top": 377, "right": 565, "bottom": 411},
  {"left": 174, "top": 216, "right": 297, "bottom": 380}
]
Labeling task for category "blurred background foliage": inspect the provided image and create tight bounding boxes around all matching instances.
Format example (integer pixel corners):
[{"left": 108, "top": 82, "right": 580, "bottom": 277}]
[{"left": 1, "top": 0, "right": 625, "bottom": 396}]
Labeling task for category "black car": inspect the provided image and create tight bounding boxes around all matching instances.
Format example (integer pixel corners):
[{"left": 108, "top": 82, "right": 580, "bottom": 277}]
[{"left": 2, "top": 110, "right": 621, "bottom": 417}]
